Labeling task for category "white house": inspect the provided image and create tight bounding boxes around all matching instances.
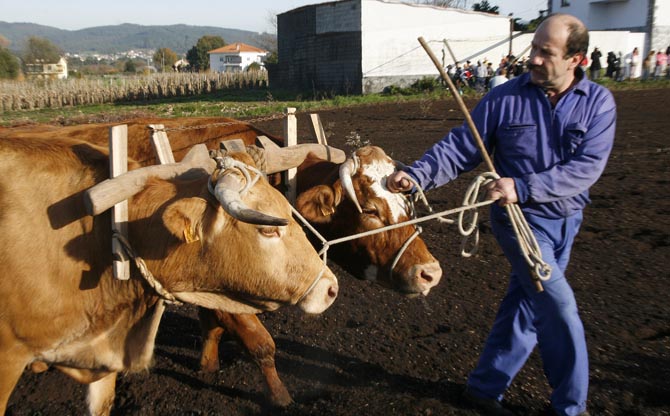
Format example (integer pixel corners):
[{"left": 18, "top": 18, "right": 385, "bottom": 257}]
[
  {"left": 208, "top": 43, "right": 268, "bottom": 72},
  {"left": 274, "top": 0, "right": 518, "bottom": 94},
  {"left": 548, "top": 0, "right": 670, "bottom": 54},
  {"left": 24, "top": 57, "right": 68, "bottom": 80}
]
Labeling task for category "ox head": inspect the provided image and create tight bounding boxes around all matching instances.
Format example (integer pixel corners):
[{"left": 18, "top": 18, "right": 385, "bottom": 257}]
[
  {"left": 85, "top": 145, "right": 338, "bottom": 315},
  {"left": 295, "top": 146, "right": 442, "bottom": 296}
]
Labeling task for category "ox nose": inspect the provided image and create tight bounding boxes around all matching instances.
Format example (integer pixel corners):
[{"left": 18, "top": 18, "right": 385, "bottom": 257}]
[
  {"left": 413, "top": 262, "right": 442, "bottom": 295},
  {"left": 327, "top": 283, "right": 338, "bottom": 300}
]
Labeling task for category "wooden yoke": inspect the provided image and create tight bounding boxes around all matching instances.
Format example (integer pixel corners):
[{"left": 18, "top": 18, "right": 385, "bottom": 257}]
[{"left": 84, "top": 144, "right": 215, "bottom": 216}]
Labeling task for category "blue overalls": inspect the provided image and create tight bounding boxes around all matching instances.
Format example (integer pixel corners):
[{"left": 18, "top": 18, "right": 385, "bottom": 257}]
[{"left": 405, "top": 69, "right": 616, "bottom": 416}]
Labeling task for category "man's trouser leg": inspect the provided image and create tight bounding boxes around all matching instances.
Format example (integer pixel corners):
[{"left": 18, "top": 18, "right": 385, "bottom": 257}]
[{"left": 467, "top": 210, "right": 588, "bottom": 416}]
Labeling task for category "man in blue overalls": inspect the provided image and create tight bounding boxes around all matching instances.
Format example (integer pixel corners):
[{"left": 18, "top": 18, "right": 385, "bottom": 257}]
[{"left": 387, "top": 13, "right": 616, "bottom": 416}]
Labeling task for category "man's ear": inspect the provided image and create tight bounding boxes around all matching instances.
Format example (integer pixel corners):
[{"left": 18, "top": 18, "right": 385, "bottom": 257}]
[
  {"left": 295, "top": 184, "right": 343, "bottom": 224},
  {"left": 570, "top": 53, "right": 584, "bottom": 69},
  {"left": 162, "top": 198, "right": 209, "bottom": 243}
]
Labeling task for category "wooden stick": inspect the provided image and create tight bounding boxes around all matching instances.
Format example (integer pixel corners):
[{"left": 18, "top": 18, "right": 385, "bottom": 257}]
[
  {"left": 149, "top": 124, "right": 176, "bottom": 164},
  {"left": 110, "top": 125, "right": 130, "bottom": 280},
  {"left": 418, "top": 37, "right": 495, "bottom": 173},
  {"left": 310, "top": 113, "right": 328, "bottom": 146},
  {"left": 283, "top": 107, "right": 297, "bottom": 205}
]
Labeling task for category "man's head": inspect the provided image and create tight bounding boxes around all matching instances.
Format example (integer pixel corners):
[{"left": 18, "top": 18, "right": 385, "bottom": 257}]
[{"left": 528, "top": 13, "right": 588, "bottom": 94}]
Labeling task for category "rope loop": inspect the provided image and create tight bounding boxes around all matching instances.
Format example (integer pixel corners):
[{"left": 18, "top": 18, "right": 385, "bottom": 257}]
[{"left": 112, "top": 231, "right": 182, "bottom": 305}]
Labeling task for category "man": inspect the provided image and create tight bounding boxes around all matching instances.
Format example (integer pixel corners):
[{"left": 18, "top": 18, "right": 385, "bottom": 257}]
[
  {"left": 589, "top": 47, "right": 602, "bottom": 80},
  {"left": 387, "top": 14, "right": 616, "bottom": 416}
]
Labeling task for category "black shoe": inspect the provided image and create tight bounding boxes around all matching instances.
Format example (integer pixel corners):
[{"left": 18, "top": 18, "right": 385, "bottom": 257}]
[
  {"left": 462, "top": 388, "right": 515, "bottom": 416},
  {"left": 540, "top": 404, "right": 590, "bottom": 416}
]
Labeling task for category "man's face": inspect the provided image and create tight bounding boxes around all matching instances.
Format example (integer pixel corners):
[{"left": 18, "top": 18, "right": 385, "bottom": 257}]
[{"left": 527, "top": 17, "right": 581, "bottom": 92}]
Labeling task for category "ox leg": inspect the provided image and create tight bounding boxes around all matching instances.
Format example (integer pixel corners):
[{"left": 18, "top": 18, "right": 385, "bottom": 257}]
[
  {"left": 198, "top": 308, "right": 292, "bottom": 407},
  {"left": 0, "top": 353, "right": 30, "bottom": 415},
  {"left": 219, "top": 313, "right": 292, "bottom": 407},
  {"left": 87, "top": 372, "right": 117, "bottom": 416},
  {"left": 198, "top": 307, "right": 225, "bottom": 372}
]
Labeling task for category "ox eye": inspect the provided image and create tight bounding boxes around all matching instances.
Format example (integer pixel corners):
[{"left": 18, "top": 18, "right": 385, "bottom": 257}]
[
  {"left": 362, "top": 207, "right": 378, "bottom": 216},
  {"left": 259, "top": 226, "right": 280, "bottom": 238}
]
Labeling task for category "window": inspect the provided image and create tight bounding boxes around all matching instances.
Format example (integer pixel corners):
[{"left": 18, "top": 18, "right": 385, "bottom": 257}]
[{"left": 561, "top": 0, "right": 570, "bottom": 6}]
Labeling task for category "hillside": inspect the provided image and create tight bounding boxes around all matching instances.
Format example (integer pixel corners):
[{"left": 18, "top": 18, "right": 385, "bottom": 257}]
[{"left": 0, "top": 21, "right": 270, "bottom": 54}]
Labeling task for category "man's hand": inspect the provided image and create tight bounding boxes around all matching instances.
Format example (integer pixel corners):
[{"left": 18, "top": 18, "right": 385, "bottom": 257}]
[
  {"left": 386, "top": 171, "right": 414, "bottom": 193},
  {"left": 484, "top": 177, "right": 518, "bottom": 206}
]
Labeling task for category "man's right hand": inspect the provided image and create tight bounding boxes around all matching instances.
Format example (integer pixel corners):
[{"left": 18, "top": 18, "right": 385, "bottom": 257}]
[{"left": 386, "top": 171, "right": 414, "bottom": 193}]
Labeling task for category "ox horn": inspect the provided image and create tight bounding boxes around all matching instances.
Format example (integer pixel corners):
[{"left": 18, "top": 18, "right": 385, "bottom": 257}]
[
  {"left": 212, "top": 158, "right": 289, "bottom": 226},
  {"left": 84, "top": 144, "right": 215, "bottom": 216},
  {"left": 338, "top": 155, "right": 363, "bottom": 214}
]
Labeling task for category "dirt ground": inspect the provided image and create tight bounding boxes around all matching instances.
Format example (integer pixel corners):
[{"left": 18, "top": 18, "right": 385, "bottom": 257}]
[{"left": 6, "top": 88, "right": 670, "bottom": 415}]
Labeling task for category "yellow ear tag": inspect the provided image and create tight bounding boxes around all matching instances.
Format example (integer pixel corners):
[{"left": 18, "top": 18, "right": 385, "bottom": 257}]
[{"left": 184, "top": 227, "right": 200, "bottom": 244}]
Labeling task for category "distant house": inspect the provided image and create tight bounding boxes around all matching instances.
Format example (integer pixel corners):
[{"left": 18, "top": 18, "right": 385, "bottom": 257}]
[
  {"left": 24, "top": 57, "right": 68, "bottom": 80},
  {"left": 208, "top": 43, "right": 268, "bottom": 72}
]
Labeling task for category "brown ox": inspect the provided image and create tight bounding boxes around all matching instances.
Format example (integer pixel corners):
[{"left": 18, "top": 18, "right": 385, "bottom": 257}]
[
  {"left": 0, "top": 135, "right": 338, "bottom": 415},
  {"left": 199, "top": 145, "right": 442, "bottom": 406}
]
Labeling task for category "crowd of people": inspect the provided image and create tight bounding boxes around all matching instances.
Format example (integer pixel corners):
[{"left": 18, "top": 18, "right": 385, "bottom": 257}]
[
  {"left": 446, "top": 54, "right": 529, "bottom": 94},
  {"left": 600, "top": 46, "right": 670, "bottom": 81},
  {"left": 447, "top": 45, "right": 670, "bottom": 94}
]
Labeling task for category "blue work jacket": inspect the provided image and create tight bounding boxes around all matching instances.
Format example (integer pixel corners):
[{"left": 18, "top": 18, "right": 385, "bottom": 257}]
[{"left": 406, "top": 70, "right": 617, "bottom": 219}]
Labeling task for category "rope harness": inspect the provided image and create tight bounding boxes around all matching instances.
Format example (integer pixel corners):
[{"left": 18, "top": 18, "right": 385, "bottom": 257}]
[{"left": 289, "top": 172, "right": 552, "bottom": 285}]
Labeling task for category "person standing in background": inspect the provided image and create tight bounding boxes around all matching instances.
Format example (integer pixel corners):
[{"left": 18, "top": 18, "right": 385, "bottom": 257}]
[{"left": 590, "top": 47, "right": 602, "bottom": 80}]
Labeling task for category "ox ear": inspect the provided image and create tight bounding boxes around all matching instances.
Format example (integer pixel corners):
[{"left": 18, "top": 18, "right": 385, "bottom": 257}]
[
  {"left": 162, "top": 198, "right": 209, "bottom": 243},
  {"left": 295, "top": 184, "right": 343, "bottom": 224}
]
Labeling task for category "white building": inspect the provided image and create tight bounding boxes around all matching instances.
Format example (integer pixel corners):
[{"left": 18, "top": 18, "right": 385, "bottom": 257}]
[
  {"left": 208, "top": 43, "right": 268, "bottom": 73},
  {"left": 548, "top": 0, "right": 670, "bottom": 54},
  {"left": 273, "top": 0, "right": 518, "bottom": 94},
  {"left": 24, "top": 57, "right": 68, "bottom": 80}
]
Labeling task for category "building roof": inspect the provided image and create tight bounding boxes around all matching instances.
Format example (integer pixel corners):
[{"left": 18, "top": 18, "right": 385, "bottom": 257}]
[{"left": 208, "top": 42, "right": 267, "bottom": 54}]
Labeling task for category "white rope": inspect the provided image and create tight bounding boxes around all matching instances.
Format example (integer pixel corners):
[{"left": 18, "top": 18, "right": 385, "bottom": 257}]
[{"left": 290, "top": 172, "right": 552, "bottom": 284}]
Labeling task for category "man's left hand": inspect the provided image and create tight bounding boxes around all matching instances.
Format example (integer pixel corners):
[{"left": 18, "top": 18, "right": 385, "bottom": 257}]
[{"left": 485, "top": 177, "right": 518, "bottom": 206}]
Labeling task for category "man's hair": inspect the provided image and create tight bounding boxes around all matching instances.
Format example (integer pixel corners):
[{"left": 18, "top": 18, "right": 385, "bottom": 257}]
[{"left": 557, "top": 13, "right": 589, "bottom": 58}]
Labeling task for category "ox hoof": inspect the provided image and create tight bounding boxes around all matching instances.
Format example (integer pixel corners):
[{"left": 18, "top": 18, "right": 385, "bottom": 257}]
[{"left": 267, "top": 386, "right": 293, "bottom": 408}]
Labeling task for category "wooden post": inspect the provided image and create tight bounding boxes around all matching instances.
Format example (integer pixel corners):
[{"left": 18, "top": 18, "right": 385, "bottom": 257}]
[
  {"left": 283, "top": 107, "right": 297, "bottom": 205},
  {"left": 149, "top": 124, "right": 175, "bottom": 164},
  {"left": 442, "top": 39, "right": 459, "bottom": 64},
  {"left": 310, "top": 113, "right": 328, "bottom": 146},
  {"left": 110, "top": 125, "right": 130, "bottom": 280}
]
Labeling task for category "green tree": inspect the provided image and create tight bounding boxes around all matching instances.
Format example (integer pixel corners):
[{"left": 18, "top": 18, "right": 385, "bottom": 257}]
[
  {"left": 22, "top": 36, "right": 63, "bottom": 64},
  {"left": 0, "top": 48, "right": 20, "bottom": 79},
  {"left": 186, "top": 35, "right": 225, "bottom": 72},
  {"left": 124, "top": 59, "right": 137, "bottom": 73},
  {"left": 473, "top": 1, "right": 499, "bottom": 14},
  {"left": 153, "top": 47, "right": 178, "bottom": 72}
]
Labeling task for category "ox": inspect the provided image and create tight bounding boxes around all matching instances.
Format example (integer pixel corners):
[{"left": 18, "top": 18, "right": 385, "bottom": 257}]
[
  {"left": 0, "top": 135, "right": 338, "bottom": 415},
  {"left": 198, "top": 145, "right": 443, "bottom": 406}
]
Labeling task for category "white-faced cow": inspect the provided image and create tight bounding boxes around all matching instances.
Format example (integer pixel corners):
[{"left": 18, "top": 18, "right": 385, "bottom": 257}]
[{"left": 0, "top": 135, "right": 339, "bottom": 415}]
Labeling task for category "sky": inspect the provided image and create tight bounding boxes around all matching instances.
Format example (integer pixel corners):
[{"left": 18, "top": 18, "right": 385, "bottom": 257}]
[{"left": 0, "top": 0, "right": 547, "bottom": 33}]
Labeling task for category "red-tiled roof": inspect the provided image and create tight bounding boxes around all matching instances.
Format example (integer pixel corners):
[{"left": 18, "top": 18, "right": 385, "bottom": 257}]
[{"left": 208, "top": 42, "right": 267, "bottom": 54}]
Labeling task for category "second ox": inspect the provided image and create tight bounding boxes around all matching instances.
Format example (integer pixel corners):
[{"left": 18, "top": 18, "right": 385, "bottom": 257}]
[{"left": 199, "top": 144, "right": 443, "bottom": 406}]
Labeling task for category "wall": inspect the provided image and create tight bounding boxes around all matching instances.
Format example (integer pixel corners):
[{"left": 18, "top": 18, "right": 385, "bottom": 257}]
[
  {"left": 273, "top": 0, "right": 362, "bottom": 94},
  {"left": 652, "top": 0, "right": 670, "bottom": 53},
  {"left": 360, "top": 1, "right": 513, "bottom": 93}
]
